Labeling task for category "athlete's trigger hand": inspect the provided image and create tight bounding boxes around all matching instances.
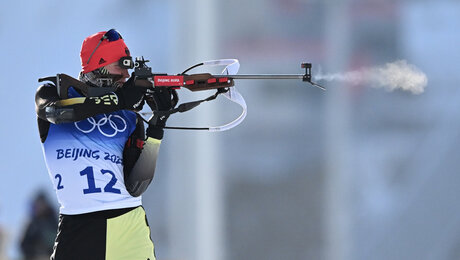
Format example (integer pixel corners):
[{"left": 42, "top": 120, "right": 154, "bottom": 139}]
[
  {"left": 145, "top": 88, "right": 178, "bottom": 112},
  {"left": 115, "top": 74, "right": 145, "bottom": 111}
]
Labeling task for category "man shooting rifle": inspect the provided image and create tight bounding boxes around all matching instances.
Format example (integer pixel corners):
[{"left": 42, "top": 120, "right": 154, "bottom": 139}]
[{"left": 35, "top": 29, "right": 175, "bottom": 260}]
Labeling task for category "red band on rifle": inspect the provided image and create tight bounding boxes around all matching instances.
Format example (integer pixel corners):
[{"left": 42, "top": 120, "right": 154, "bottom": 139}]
[{"left": 154, "top": 76, "right": 184, "bottom": 87}]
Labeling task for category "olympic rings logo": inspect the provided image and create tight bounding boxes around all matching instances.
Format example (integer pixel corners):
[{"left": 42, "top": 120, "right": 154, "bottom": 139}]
[{"left": 74, "top": 114, "right": 127, "bottom": 137}]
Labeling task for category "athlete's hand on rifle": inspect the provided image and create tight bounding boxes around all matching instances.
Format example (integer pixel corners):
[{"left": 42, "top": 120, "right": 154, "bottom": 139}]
[
  {"left": 115, "top": 73, "right": 145, "bottom": 111},
  {"left": 145, "top": 87, "right": 178, "bottom": 126},
  {"left": 145, "top": 87, "right": 178, "bottom": 139}
]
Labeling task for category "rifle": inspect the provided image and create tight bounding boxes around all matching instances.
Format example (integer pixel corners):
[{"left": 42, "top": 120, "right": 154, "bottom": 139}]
[
  {"left": 39, "top": 58, "right": 324, "bottom": 131},
  {"left": 132, "top": 57, "right": 324, "bottom": 91}
]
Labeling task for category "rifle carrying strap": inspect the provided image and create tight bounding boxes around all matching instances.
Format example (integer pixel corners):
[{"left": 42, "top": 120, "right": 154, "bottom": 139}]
[
  {"left": 144, "top": 88, "right": 228, "bottom": 129},
  {"left": 142, "top": 86, "right": 247, "bottom": 132}
]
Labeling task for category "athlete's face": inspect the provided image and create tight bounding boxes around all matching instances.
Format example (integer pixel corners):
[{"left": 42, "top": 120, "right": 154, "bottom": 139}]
[{"left": 104, "top": 62, "right": 130, "bottom": 83}]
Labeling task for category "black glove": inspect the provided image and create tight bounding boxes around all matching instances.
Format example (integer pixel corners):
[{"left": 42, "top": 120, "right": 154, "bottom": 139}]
[
  {"left": 145, "top": 87, "right": 178, "bottom": 139},
  {"left": 115, "top": 74, "right": 145, "bottom": 111}
]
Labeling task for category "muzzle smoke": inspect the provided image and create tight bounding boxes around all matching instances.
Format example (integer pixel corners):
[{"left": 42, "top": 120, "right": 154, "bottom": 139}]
[{"left": 314, "top": 60, "right": 428, "bottom": 94}]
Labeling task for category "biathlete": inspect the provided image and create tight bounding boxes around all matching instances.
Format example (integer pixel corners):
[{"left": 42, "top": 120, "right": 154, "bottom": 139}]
[{"left": 35, "top": 29, "right": 176, "bottom": 260}]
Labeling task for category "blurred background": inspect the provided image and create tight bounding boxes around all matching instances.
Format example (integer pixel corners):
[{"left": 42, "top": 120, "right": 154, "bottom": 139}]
[{"left": 0, "top": 0, "right": 458, "bottom": 259}]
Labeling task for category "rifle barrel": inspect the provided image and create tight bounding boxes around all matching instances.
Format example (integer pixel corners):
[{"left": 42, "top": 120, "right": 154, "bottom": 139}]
[
  {"left": 213, "top": 74, "right": 325, "bottom": 90},
  {"left": 214, "top": 74, "right": 304, "bottom": 80}
]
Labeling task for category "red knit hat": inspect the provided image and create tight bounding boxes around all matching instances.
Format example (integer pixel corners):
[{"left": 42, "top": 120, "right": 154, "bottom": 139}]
[{"left": 80, "top": 30, "right": 130, "bottom": 73}]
